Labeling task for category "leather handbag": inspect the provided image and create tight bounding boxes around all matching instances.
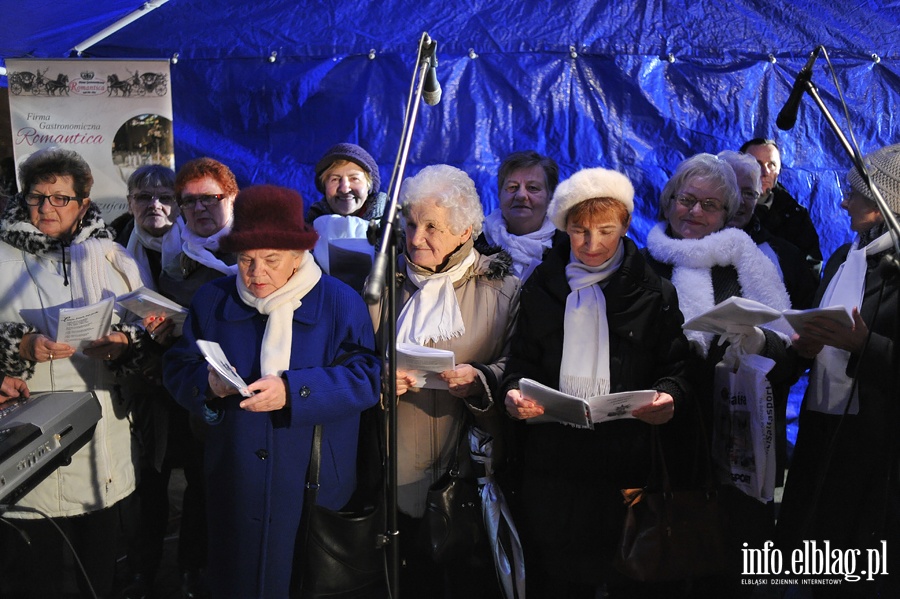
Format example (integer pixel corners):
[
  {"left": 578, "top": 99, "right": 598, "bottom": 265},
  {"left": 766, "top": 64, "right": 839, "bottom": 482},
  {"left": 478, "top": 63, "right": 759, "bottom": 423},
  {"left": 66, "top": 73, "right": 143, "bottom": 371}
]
[
  {"left": 615, "top": 424, "right": 728, "bottom": 582},
  {"left": 422, "top": 422, "right": 489, "bottom": 564},
  {"left": 292, "top": 408, "right": 386, "bottom": 598}
]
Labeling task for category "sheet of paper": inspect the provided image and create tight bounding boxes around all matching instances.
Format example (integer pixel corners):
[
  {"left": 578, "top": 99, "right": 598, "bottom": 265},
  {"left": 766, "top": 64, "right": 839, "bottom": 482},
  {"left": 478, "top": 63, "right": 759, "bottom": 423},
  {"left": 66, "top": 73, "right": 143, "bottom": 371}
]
[
  {"left": 519, "top": 378, "right": 657, "bottom": 428},
  {"left": 117, "top": 286, "right": 188, "bottom": 335},
  {"left": 682, "top": 296, "right": 782, "bottom": 334},
  {"left": 56, "top": 296, "right": 115, "bottom": 350},
  {"left": 586, "top": 389, "right": 657, "bottom": 424},
  {"left": 196, "top": 339, "right": 252, "bottom": 397},
  {"left": 782, "top": 305, "right": 853, "bottom": 331},
  {"left": 518, "top": 378, "right": 591, "bottom": 428},
  {"left": 396, "top": 343, "right": 455, "bottom": 390}
]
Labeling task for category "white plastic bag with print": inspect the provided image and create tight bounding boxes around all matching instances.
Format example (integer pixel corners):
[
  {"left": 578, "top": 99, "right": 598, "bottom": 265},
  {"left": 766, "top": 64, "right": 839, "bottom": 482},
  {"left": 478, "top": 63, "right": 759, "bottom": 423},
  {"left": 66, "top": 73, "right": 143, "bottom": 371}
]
[{"left": 712, "top": 349, "right": 777, "bottom": 503}]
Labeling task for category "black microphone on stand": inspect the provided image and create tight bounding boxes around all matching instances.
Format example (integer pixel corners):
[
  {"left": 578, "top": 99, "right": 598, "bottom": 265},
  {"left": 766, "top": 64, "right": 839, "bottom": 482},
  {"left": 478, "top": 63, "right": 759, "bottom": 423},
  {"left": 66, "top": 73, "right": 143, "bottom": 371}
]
[
  {"left": 776, "top": 46, "right": 823, "bottom": 131},
  {"left": 422, "top": 39, "right": 441, "bottom": 106}
]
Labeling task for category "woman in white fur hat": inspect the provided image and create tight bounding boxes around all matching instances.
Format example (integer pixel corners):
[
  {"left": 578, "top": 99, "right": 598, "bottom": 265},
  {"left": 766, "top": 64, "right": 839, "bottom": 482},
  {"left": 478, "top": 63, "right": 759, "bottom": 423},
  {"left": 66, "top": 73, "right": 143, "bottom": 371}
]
[
  {"left": 778, "top": 143, "right": 900, "bottom": 597},
  {"left": 502, "top": 166, "right": 693, "bottom": 598}
]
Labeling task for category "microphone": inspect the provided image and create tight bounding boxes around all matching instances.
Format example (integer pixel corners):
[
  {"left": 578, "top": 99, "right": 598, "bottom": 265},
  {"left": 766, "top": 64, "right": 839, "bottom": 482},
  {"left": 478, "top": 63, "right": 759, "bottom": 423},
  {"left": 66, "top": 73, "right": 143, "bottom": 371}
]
[
  {"left": 776, "top": 46, "right": 822, "bottom": 131},
  {"left": 422, "top": 38, "right": 442, "bottom": 106}
]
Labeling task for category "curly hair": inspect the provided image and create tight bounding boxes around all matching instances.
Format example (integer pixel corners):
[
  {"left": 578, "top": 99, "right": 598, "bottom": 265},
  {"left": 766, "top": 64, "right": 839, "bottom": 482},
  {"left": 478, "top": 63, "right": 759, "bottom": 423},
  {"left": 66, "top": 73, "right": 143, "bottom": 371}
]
[
  {"left": 19, "top": 147, "right": 93, "bottom": 199},
  {"left": 399, "top": 164, "right": 484, "bottom": 237}
]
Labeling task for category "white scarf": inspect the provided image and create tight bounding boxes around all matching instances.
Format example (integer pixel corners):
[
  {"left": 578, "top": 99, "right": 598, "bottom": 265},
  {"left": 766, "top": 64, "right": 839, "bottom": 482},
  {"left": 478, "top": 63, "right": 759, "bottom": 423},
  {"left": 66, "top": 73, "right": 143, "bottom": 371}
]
[
  {"left": 69, "top": 237, "right": 147, "bottom": 306},
  {"left": 236, "top": 252, "right": 322, "bottom": 376},
  {"left": 807, "top": 231, "right": 893, "bottom": 415},
  {"left": 646, "top": 222, "right": 792, "bottom": 356},
  {"left": 396, "top": 249, "right": 478, "bottom": 346},
  {"left": 126, "top": 217, "right": 185, "bottom": 283},
  {"left": 559, "top": 240, "right": 624, "bottom": 398},
  {"left": 311, "top": 213, "right": 371, "bottom": 274},
  {"left": 182, "top": 219, "right": 238, "bottom": 276},
  {"left": 483, "top": 210, "right": 556, "bottom": 280}
]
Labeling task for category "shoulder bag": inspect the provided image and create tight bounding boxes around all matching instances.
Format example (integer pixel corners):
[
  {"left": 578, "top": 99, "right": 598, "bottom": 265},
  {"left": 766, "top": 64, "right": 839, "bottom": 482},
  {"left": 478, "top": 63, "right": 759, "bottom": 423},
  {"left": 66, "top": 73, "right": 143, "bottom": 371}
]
[
  {"left": 291, "top": 407, "right": 386, "bottom": 598},
  {"left": 615, "top": 419, "right": 728, "bottom": 582}
]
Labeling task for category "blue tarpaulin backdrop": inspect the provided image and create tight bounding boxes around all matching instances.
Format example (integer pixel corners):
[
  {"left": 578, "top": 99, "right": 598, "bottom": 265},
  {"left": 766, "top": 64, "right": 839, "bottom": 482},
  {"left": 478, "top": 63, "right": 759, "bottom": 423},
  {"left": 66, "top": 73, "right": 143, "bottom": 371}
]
[{"left": 2, "top": 0, "right": 900, "bottom": 259}]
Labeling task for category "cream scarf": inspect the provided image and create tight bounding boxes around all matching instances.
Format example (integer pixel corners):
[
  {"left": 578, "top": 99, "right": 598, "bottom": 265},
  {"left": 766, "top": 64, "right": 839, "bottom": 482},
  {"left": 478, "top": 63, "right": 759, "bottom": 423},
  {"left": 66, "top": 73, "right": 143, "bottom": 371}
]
[
  {"left": 236, "top": 252, "right": 322, "bottom": 376},
  {"left": 69, "top": 237, "right": 147, "bottom": 306},
  {"left": 646, "top": 222, "right": 792, "bottom": 356},
  {"left": 560, "top": 239, "right": 625, "bottom": 398},
  {"left": 396, "top": 243, "right": 478, "bottom": 346},
  {"left": 127, "top": 217, "right": 185, "bottom": 283},
  {"left": 807, "top": 231, "right": 893, "bottom": 415},
  {"left": 483, "top": 210, "right": 555, "bottom": 280},
  {"left": 182, "top": 219, "right": 238, "bottom": 276}
]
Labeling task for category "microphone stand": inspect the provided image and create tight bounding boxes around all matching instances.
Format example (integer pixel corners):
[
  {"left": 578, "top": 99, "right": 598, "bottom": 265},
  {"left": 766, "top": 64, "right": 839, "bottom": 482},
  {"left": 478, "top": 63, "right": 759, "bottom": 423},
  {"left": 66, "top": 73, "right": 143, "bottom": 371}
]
[
  {"left": 364, "top": 31, "right": 438, "bottom": 599},
  {"left": 796, "top": 47, "right": 900, "bottom": 276}
]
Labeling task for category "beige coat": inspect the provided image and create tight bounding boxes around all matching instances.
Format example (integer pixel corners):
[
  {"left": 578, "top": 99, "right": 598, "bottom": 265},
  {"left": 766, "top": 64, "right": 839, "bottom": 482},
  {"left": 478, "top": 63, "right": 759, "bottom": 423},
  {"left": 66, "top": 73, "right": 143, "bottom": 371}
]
[{"left": 373, "top": 245, "right": 520, "bottom": 517}]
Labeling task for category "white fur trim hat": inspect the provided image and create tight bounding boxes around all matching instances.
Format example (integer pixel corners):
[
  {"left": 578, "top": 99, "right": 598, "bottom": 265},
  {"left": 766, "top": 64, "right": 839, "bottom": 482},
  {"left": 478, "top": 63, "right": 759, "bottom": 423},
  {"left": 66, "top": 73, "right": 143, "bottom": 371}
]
[{"left": 547, "top": 167, "right": 635, "bottom": 231}]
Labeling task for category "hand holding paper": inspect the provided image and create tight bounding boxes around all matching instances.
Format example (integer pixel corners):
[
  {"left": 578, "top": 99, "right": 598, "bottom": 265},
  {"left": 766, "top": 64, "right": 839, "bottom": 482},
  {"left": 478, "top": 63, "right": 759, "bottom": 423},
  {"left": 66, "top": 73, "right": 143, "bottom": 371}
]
[{"left": 717, "top": 324, "right": 766, "bottom": 355}]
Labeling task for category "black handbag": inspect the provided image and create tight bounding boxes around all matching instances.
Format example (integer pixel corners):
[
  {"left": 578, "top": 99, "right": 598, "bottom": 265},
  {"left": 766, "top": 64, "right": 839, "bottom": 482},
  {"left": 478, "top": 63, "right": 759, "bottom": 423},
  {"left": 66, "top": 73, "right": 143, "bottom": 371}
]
[
  {"left": 421, "top": 422, "right": 489, "bottom": 564},
  {"left": 615, "top": 424, "right": 728, "bottom": 582},
  {"left": 291, "top": 408, "right": 386, "bottom": 598}
]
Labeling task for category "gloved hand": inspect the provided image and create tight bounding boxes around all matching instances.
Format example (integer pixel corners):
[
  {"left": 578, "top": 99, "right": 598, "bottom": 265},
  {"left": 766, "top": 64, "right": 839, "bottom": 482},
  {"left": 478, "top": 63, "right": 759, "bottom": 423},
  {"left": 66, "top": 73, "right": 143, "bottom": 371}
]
[{"left": 718, "top": 324, "right": 766, "bottom": 355}]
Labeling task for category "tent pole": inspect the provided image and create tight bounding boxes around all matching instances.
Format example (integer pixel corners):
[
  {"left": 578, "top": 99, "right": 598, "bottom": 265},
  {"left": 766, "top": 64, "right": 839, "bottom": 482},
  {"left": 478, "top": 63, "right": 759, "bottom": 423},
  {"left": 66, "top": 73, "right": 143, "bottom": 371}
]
[{"left": 70, "top": 0, "right": 171, "bottom": 56}]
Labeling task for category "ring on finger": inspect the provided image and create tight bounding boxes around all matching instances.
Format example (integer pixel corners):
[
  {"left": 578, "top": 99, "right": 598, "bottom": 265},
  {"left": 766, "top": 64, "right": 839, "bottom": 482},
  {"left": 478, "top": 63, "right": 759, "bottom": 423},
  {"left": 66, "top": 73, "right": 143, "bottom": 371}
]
[{"left": 49, "top": 352, "right": 53, "bottom": 360}]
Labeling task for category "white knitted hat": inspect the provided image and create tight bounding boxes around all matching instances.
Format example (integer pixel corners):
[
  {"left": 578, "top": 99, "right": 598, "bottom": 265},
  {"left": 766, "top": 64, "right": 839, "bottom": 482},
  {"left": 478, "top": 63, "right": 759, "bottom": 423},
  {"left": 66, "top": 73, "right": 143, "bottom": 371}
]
[
  {"left": 547, "top": 167, "right": 635, "bottom": 231},
  {"left": 847, "top": 143, "right": 900, "bottom": 215}
]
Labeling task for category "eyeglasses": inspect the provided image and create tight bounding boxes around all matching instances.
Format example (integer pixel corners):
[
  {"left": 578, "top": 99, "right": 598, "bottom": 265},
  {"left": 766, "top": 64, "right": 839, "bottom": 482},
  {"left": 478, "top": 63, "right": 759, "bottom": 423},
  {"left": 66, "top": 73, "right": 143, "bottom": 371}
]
[
  {"left": 177, "top": 193, "right": 228, "bottom": 208},
  {"left": 24, "top": 192, "right": 81, "bottom": 207},
  {"left": 741, "top": 189, "right": 761, "bottom": 202},
  {"left": 130, "top": 192, "right": 176, "bottom": 205},
  {"left": 673, "top": 194, "right": 725, "bottom": 213}
]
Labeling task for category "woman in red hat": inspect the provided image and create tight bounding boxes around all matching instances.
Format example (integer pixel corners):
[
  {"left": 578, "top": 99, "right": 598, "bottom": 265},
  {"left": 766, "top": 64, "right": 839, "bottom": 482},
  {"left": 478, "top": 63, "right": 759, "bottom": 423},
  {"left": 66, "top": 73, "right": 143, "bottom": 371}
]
[{"left": 163, "top": 184, "right": 381, "bottom": 599}]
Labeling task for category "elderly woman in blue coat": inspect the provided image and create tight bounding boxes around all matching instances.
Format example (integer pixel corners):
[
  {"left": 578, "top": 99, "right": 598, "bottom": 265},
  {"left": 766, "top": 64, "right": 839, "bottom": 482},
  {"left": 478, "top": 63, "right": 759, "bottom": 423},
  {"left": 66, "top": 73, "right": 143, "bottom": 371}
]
[{"left": 163, "top": 185, "right": 381, "bottom": 599}]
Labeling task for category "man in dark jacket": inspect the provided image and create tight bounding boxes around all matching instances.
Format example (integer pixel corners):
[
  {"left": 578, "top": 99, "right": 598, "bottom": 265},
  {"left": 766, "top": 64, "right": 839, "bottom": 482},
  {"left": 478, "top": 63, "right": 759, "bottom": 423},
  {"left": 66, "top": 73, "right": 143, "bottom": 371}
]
[{"left": 741, "top": 138, "right": 823, "bottom": 271}]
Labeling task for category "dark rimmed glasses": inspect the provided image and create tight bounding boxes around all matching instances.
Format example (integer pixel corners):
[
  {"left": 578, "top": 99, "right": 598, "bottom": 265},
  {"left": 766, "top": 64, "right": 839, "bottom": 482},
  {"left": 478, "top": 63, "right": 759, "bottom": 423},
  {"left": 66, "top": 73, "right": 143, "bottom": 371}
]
[
  {"left": 24, "top": 192, "right": 82, "bottom": 207},
  {"left": 672, "top": 194, "right": 725, "bottom": 213},
  {"left": 177, "top": 193, "right": 228, "bottom": 209}
]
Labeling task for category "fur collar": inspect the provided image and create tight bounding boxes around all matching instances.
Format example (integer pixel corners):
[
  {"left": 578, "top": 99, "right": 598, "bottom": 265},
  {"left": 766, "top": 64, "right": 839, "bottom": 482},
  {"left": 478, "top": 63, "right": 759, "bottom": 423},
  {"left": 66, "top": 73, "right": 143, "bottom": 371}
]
[
  {"left": 645, "top": 222, "right": 791, "bottom": 355},
  {"left": 0, "top": 194, "right": 114, "bottom": 256}
]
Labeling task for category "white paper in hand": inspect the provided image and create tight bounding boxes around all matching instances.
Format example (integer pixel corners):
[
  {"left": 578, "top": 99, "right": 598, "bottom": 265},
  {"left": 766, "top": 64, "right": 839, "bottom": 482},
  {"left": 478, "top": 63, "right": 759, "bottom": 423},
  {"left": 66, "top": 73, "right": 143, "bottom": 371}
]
[
  {"left": 682, "top": 296, "right": 781, "bottom": 335},
  {"left": 196, "top": 339, "right": 253, "bottom": 397}
]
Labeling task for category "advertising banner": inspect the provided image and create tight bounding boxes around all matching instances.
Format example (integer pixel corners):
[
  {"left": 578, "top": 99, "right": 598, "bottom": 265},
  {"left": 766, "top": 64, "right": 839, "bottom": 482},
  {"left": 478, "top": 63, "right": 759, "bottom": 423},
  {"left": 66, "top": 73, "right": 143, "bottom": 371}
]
[{"left": 6, "top": 58, "right": 174, "bottom": 218}]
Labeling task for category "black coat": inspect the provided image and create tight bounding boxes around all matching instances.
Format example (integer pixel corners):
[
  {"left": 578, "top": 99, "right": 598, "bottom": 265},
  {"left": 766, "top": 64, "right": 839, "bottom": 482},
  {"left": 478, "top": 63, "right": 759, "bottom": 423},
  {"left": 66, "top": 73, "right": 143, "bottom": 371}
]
[
  {"left": 502, "top": 236, "right": 693, "bottom": 583},
  {"left": 777, "top": 240, "right": 900, "bottom": 568}
]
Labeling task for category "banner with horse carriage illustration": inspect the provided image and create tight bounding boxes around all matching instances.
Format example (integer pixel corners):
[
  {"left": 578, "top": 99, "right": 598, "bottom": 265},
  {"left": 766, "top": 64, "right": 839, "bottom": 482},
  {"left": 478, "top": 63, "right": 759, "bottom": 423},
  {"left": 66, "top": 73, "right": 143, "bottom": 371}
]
[{"left": 6, "top": 58, "right": 173, "bottom": 218}]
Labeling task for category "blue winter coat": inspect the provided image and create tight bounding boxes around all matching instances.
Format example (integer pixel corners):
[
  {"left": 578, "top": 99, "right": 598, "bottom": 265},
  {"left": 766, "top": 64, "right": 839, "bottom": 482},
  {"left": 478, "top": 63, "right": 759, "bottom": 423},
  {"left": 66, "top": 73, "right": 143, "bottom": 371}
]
[{"left": 163, "top": 274, "right": 381, "bottom": 599}]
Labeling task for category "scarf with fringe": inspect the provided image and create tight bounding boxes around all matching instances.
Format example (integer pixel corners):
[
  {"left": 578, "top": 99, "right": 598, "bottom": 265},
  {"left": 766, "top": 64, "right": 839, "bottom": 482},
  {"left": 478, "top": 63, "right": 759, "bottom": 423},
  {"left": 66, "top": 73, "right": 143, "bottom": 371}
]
[{"left": 559, "top": 239, "right": 625, "bottom": 398}]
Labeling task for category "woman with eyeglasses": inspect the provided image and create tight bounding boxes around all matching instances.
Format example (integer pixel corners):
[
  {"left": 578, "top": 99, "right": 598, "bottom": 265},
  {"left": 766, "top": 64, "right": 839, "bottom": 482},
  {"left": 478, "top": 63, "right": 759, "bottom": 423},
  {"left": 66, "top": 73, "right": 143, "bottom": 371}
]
[
  {"left": 128, "top": 156, "right": 241, "bottom": 598},
  {"left": 113, "top": 165, "right": 196, "bottom": 599},
  {"left": 642, "top": 152, "right": 799, "bottom": 597},
  {"left": 169, "top": 157, "right": 240, "bottom": 306},
  {"left": 0, "top": 147, "right": 150, "bottom": 598}
]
